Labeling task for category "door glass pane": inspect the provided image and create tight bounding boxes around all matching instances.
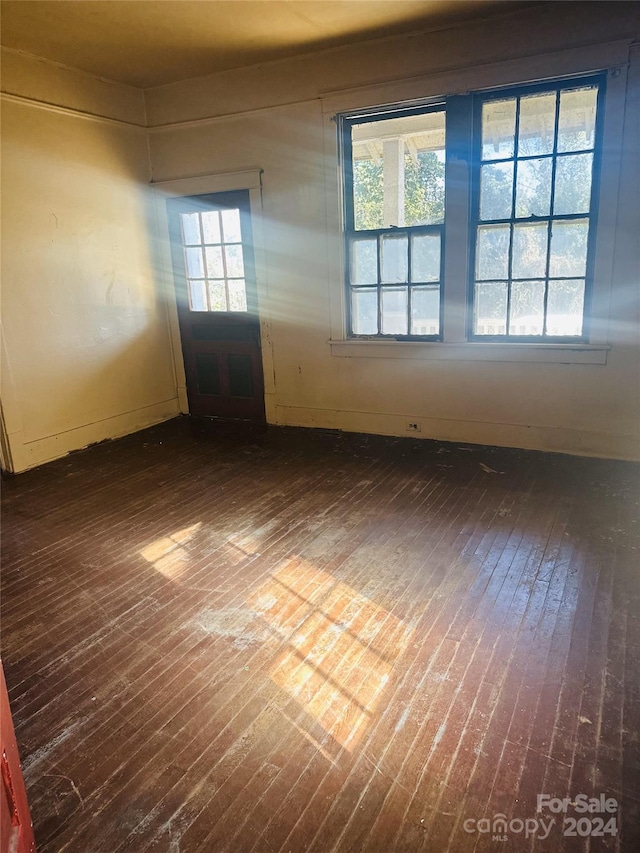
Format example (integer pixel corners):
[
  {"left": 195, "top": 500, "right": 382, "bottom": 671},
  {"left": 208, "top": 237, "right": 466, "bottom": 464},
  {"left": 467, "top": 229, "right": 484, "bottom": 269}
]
[
  {"left": 512, "top": 222, "right": 548, "bottom": 279},
  {"left": 517, "top": 92, "right": 556, "bottom": 156},
  {"left": 221, "top": 208, "right": 242, "bottom": 242},
  {"left": 208, "top": 281, "right": 227, "bottom": 311},
  {"left": 205, "top": 246, "right": 224, "bottom": 278},
  {"left": 480, "top": 162, "right": 514, "bottom": 220},
  {"left": 515, "top": 158, "right": 552, "bottom": 217},
  {"left": 553, "top": 153, "right": 593, "bottom": 215},
  {"left": 228, "top": 280, "right": 248, "bottom": 312},
  {"left": 549, "top": 220, "right": 589, "bottom": 277},
  {"left": 352, "top": 288, "right": 378, "bottom": 334},
  {"left": 228, "top": 354, "right": 254, "bottom": 397},
  {"left": 381, "top": 287, "right": 408, "bottom": 334},
  {"left": 188, "top": 280, "right": 208, "bottom": 312},
  {"left": 201, "top": 211, "right": 221, "bottom": 244},
  {"left": 351, "top": 238, "right": 378, "bottom": 285},
  {"left": 474, "top": 282, "right": 508, "bottom": 335},
  {"left": 225, "top": 245, "right": 245, "bottom": 278},
  {"left": 546, "top": 279, "right": 585, "bottom": 335},
  {"left": 482, "top": 99, "right": 516, "bottom": 160},
  {"left": 411, "top": 286, "right": 439, "bottom": 335},
  {"left": 381, "top": 234, "right": 408, "bottom": 283},
  {"left": 181, "top": 212, "right": 201, "bottom": 245},
  {"left": 557, "top": 87, "right": 598, "bottom": 152},
  {"left": 476, "top": 225, "right": 510, "bottom": 280},
  {"left": 185, "top": 247, "right": 204, "bottom": 278},
  {"left": 411, "top": 233, "right": 440, "bottom": 282},
  {"left": 509, "top": 280, "right": 545, "bottom": 335},
  {"left": 195, "top": 353, "right": 221, "bottom": 395}
]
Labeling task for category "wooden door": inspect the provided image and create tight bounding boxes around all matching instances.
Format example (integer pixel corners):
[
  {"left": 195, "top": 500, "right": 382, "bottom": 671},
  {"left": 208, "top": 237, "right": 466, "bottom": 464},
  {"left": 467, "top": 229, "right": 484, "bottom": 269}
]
[{"left": 167, "top": 191, "right": 265, "bottom": 421}]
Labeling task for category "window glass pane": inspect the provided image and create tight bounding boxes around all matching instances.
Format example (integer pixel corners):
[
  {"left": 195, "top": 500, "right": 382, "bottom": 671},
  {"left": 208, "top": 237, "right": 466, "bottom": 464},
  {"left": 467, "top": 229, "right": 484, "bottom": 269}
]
[
  {"left": 352, "top": 288, "right": 378, "bottom": 334},
  {"left": 205, "top": 246, "right": 224, "bottom": 278},
  {"left": 476, "top": 225, "right": 510, "bottom": 280},
  {"left": 208, "top": 281, "right": 227, "bottom": 311},
  {"left": 517, "top": 92, "right": 556, "bottom": 156},
  {"left": 474, "top": 282, "right": 508, "bottom": 335},
  {"left": 188, "top": 279, "right": 207, "bottom": 311},
  {"left": 512, "top": 222, "right": 548, "bottom": 279},
  {"left": 549, "top": 220, "right": 589, "bottom": 277},
  {"left": 405, "top": 147, "right": 445, "bottom": 227},
  {"left": 381, "top": 234, "right": 408, "bottom": 283},
  {"left": 546, "top": 279, "right": 585, "bottom": 335},
  {"left": 352, "top": 156, "right": 383, "bottom": 230},
  {"left": 553, "top": 153, "right": 593, "bottom": 215},
  {"left": 351, "top": 238, "right": 378, "bottom": 284},
  {"left": 482, "top": 99, "right": 516, "bottom": 160},
  {"left": 351, "top": 110, "right": 445, "bottom": 229},
  {"left": 515, "top": 157, "right": 552, "bottom": 217},
  {"left": 557, "top": 86, "right": 598, "bottom": 152},
  {"left": 185, "top": 247, "right": 204, "bottom": 278},
  {"left": 411, "top": 233, "right": 440, "bottom": 282},
  {"left": 509, "top": 280, "right": 545, "bottom": 335},
  {"left": 480, "top": 162, "right": 514, "bottom": 220},
  {"left": 411, "top": 286, "right": 439, "bottom": 335},
  {"left": 225, "top": 244, "right": 245, "bottom": 278},
  {"left": 228, "top": 280, "right": 248, "bottom": 312},
  {"left": 381, "top": 287, "right": 408, "bottom": 334},
  {"left": 181, "top": 212, "right": 201, "bottom": 245},
  {"left": 202, "top": 211, "right": 221, "bottom": 244},
  {"left": 221, "top": 208, "right": 242, "bottom": 243}
]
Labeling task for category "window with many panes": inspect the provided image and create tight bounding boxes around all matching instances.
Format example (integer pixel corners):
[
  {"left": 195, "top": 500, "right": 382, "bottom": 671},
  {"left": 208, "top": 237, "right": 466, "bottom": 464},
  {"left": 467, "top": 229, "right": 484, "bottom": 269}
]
[
  {"left": 341, "top": 74, "right": 604, "bottom": 342},
  {"left": 343, "top": 106, "right": 446, "bottom": 338},
  {"left": 180, "top": 207, "right": 248, "bottom": 312}
]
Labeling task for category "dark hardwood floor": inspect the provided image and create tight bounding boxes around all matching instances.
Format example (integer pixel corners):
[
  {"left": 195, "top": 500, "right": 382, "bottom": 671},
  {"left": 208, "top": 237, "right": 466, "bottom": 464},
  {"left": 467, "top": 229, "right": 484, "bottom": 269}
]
[{"left": 1, "top": 417, "right": 639, "bottom": 852}]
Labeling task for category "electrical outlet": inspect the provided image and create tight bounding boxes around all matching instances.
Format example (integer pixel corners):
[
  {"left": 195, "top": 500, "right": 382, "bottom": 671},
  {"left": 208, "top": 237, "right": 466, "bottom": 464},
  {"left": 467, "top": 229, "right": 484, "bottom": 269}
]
[{"left": 406, "top": 421, "right": 421, "bottom": 432}]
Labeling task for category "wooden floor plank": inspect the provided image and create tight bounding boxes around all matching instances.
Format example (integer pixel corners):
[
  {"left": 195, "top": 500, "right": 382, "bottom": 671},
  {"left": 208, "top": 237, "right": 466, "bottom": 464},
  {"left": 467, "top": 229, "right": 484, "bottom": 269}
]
[{"left": 1, "top": 417, "right": 638, "bottom": 852}]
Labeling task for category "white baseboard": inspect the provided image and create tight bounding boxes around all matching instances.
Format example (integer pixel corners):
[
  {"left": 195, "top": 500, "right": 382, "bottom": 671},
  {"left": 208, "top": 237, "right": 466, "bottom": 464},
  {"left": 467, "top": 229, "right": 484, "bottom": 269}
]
[
  {"left": 8, "top": 398, "right": 180, "bottom": 472},
  {"left": 272, "top": 404, "right": 639, "bottom": 462}
]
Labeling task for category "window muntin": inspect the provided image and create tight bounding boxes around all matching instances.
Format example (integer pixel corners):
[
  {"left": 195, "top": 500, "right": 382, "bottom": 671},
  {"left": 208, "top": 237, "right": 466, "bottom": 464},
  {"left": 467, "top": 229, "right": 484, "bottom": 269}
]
[
  {"left": 470, "top": 80, "right": 602, "bottom": 339},
  {"left": 344, "top": 106, "right": 446, "bottom": 339}
]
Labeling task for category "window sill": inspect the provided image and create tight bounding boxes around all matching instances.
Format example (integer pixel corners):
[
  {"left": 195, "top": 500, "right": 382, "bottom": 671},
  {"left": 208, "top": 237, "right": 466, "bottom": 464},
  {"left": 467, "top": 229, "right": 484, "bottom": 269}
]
[{"left": 328, "top": 340, "right": 610, "bottom": 364}]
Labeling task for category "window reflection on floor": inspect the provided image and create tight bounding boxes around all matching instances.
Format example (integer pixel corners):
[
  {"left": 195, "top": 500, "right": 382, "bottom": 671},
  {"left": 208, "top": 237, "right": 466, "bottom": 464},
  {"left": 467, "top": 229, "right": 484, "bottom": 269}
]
[
  {"left": 248, "top": 561, "right": 413, "bottom": 751},
  {"left": 140, "top": 526, "right": 413, "bottom": 752}
]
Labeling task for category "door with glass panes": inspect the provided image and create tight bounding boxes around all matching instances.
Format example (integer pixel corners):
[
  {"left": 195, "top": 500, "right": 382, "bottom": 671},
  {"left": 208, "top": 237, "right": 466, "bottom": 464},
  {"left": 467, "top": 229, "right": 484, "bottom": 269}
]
[{"left": 167, "top": 191, "right": 265, "bottom": 421}]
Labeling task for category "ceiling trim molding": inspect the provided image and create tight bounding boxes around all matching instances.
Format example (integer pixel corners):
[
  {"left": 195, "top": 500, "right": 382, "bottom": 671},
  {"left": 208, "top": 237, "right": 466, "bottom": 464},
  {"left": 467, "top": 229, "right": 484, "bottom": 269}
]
[
  {"left": 319, "top": 37, "right": 633, "bottom": 111},
  {"left": 146, "top": 96, "right": 320, "bottom": 132},
  {"left": 0, "top": 90, "right": 146, "bottom": 128}
]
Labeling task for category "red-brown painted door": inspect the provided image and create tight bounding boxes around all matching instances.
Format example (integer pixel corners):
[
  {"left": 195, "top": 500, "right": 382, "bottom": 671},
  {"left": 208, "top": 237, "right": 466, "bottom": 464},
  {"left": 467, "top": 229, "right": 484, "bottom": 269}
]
[
  {"left": 167, "top": 191, "right": 266, "bottom": 422},
  {"left": 1, "top": 662, "right": 36, "bottom": 853}
]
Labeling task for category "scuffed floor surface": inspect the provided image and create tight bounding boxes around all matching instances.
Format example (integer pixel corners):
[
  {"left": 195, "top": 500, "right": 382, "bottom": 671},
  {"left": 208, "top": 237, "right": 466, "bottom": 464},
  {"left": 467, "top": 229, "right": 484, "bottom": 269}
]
[{"left": 1, "top": 417, "right": 639, "bottom": 852}]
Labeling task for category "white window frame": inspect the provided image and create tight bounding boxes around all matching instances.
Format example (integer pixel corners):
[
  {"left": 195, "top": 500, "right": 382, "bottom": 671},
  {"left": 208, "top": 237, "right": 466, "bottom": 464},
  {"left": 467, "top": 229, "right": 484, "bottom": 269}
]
[{"left": 321, "top": 40, "right": 630, "bottom": 364}]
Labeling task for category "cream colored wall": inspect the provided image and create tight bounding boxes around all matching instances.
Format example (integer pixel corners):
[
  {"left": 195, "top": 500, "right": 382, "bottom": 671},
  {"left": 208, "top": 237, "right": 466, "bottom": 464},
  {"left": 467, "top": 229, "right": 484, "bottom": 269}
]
[
  {"left": 146, "top": 4, "right": 640, "bottom": 460},
  {"left": 1, "top": 52, "right": 179, "bottom": 472},
  {"left": 1, "top": 3, "right": 638, "bottom": 470}
]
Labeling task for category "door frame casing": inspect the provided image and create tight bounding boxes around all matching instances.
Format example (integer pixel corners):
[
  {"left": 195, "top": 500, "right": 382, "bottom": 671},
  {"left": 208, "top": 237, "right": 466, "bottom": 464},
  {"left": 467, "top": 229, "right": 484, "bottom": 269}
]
[{"left": 151, "top": 169, "right": 276, "bottom": 423}]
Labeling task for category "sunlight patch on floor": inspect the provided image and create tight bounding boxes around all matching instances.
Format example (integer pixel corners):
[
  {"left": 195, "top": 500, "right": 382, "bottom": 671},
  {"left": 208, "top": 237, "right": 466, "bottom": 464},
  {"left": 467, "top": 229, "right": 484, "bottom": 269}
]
[
  {"left": 248, "top": 561, "right": 413, "bottom": 751},
  {"left": 139, "top": 522, "right": 202, "bottom": 579}
]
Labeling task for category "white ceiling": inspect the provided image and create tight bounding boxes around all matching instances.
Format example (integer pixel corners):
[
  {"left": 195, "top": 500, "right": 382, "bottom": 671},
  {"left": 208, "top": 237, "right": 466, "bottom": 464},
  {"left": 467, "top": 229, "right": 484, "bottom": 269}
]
[{"left": 0, "top": 0, "right": 536, "bottom": 89}]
